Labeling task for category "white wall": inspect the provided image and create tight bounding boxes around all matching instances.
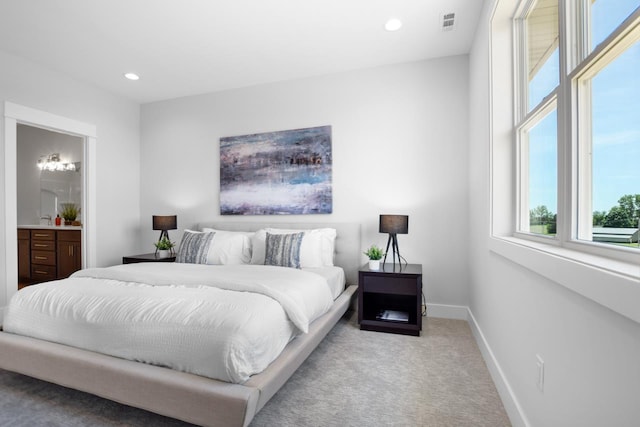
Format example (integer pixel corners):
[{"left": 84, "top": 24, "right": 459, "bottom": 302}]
[
  {"left": 0, "top": 50, "right": 141, "bottom": 310},
  {"left": 141, "top": 56, "right": 470, "bottom": 307},
  {"left": 468, "top": 1, "right": 640, "bottom": 426}
]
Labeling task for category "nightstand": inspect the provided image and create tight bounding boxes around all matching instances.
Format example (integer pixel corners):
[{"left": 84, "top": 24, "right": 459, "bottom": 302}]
[
  {"left": 358, "top": 263, "right": 423, "bottom": 336},
  {"left": 122, "top": 252, "right": 176, "bottom": 264}
]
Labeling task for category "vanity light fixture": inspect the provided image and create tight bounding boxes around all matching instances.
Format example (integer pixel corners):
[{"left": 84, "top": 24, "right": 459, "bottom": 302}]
[
  {"left": 385, "top": 18, "right": 403, "bottom": 32},
  {"left": 37, "top": 153, "right": 76, "bottom": 171},
  {"left": 124, "top": 72, "right": 140, "bottom": 80}
]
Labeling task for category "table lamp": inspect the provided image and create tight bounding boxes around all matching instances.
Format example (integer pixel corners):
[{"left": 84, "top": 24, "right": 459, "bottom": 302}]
[
  {"left": 152, "top": 215, "right": 177, "bottom": 253},
  {"left": 379, "top": 214, "right": 409, "bottom": 267}
]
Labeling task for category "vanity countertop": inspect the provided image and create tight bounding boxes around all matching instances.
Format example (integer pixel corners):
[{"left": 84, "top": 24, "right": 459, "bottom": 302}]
[{"left": 18, "top": 225, "right": 82, "bottom": 230}]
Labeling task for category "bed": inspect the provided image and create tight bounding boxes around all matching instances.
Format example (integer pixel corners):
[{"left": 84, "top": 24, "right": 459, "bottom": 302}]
[{"left": 0, "top": 221, "right": 360, "bottom": 426}]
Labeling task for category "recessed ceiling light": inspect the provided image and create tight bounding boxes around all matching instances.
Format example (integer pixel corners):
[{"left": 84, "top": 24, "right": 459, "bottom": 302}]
[
  {"left": 385, "top": 18, "right": 403, "bottom": 32},
  {"left": 124, "top": 73, "right": 140, "bottom": 81}
]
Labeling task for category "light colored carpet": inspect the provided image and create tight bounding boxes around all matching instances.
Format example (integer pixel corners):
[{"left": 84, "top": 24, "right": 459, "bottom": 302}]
[{"left": 0, "top": 312, "right": 510, "bottom": 426}]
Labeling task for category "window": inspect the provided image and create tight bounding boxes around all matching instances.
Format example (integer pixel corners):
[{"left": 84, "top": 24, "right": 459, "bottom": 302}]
[
  {"left": 589, "top": 0, "right": 640, "bottom": 52},
  {"left": 521, "top": 106, "right": 557, "bottom": 235},
  {"left": 516, "top": 0, "right": 559, "bottom": 237},
  {"left": 515, "top": 0, "right": 640, "bottom": 255}
]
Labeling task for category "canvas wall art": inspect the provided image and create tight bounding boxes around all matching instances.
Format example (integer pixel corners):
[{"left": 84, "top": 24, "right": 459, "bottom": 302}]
[{"left": 220, "top": 125, "right": 332, "bottom": 215}]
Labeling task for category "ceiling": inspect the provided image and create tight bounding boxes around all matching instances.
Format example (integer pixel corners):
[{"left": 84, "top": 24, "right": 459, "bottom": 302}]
[{"left": 0, "top": 0, "right": 483, "bottom": 104}]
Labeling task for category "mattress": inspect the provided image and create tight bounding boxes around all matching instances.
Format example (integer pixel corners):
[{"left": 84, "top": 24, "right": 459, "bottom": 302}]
[{"left": 3, "top": 263, "right": 338, "bottom": 384}]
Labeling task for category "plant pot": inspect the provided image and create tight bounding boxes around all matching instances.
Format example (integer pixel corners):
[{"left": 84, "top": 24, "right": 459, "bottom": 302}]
[
  {"left": 64, "top": 220, "right": 73, "bottom": 226},
  {"left": 368, "top": 259, "right": 380, "bottom": 270},
  {"left": 157, "top": 250, "right": 170, "bottom": 259}
]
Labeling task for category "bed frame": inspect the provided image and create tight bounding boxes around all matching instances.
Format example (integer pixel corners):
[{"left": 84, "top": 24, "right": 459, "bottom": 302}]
[{"left": 0, "top": 221, "right": 360, "bottom": 426}]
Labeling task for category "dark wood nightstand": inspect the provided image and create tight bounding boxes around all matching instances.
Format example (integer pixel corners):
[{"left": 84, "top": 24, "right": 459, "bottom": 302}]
[
  {"left": 358, "top": 263, "right": 423, "bottom": 336},
  {"left": 122, "top": 253, "right": 176, "bottom": 264}
]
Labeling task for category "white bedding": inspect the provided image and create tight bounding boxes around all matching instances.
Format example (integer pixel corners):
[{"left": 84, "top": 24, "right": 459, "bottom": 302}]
[
  {"left": 3, "top": 263, "right": 336, "bottom": 384},
  {"left": 303, "top": 266, "right": 345, "bottom": 299}
]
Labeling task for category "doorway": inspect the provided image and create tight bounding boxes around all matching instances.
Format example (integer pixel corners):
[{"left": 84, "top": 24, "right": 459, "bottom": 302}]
[{"left": 3, "top": 102, "right": 97, "bottom": 310}]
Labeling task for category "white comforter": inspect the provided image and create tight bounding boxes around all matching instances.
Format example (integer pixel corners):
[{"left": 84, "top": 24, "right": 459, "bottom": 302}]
[{"left": 3, "top": 263, "right": 335, "bottom": 383}]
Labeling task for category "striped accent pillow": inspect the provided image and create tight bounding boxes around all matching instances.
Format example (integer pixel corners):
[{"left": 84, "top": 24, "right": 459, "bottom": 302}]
[
  {"left": 176, "top": 230, "right": 215, "bottom": 264},
  {"left": 264, "top": 232, "right": 304, "bottom": 268}
]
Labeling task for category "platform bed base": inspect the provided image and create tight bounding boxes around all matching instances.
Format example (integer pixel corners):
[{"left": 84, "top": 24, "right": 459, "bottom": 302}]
[{"left": 0, "top": 284, "right": 356, "bottom": 427}]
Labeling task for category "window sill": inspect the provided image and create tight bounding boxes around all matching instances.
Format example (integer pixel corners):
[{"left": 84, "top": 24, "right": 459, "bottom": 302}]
[{"left": 489, "top": 236, "right": 640, "bottom": 324}]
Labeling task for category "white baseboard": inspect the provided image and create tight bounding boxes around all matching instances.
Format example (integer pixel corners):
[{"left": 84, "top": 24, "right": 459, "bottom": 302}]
[
  {"left": 425, "top": 303, "right": 469, "bottom": 320},
  {"left": 466, "top": 308, "right": 530, "bottom": 427}
]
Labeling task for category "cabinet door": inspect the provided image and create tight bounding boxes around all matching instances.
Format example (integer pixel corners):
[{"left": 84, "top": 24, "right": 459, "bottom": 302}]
[
  {"left": 18, "top": 233, "right": 30, "bottom": 281},
  {"left": 57, "top": 241, "right": 82, "bottom": 278}
]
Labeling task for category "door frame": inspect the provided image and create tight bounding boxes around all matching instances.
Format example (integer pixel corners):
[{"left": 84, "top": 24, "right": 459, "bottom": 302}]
[{"left": 3, "top": 102, "right": 97, "bottom": 311}]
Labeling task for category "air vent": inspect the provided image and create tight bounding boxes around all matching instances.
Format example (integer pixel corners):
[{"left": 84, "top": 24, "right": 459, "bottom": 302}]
[{"left": 441, "top": 12, "right": 456, "bottom": 31}]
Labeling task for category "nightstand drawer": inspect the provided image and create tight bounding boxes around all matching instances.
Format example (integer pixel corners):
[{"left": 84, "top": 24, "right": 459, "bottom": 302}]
[
  {"left": 362, "top": 275, "right": 418, "bottom": 295},
  {"left": 31, "top": 250, "right": 56, "bottom": 265}
]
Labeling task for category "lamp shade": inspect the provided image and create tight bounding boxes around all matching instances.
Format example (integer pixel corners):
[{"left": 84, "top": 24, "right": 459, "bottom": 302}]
[
  {"left": 152, "top": 215, "right": 177, "bottom": 231},
  {"left": 379, "top": 214, "right": 408, "bottom": 234}
]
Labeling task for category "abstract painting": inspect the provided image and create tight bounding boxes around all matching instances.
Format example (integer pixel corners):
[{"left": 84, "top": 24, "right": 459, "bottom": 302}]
[{"left": 220, "top": 125, "right": 332, "bottom": 215}]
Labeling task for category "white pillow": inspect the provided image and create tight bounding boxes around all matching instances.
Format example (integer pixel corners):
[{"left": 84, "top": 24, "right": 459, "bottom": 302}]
[
  {"left": 250, "top": 228, "right": 336, "bottom": 267},
  {"left": 316, "top": 228, "right": 337, "bottom": 266},
  {"left": 202, "top": 228, "right": 254, "bottom": 265}
]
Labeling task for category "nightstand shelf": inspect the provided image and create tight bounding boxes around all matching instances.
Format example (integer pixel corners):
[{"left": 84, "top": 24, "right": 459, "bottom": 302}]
[
  {"left": 358, "top": 263, "right": 422, "bottom": 336},
  {"left": 122, "top": 253, "right": 176, "bottom": 264}
]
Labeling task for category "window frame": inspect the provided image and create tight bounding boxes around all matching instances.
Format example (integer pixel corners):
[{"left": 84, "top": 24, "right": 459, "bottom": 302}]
[
  {"left": 513, "top": 0, "right": 640, "bottom": 265},
  {"left": 513, "top": 0, "right": 561, "bottom": 244},
  {"left": 569, "top": 17, "right": 640, "bottom": 265},
  {"left": 516, "top": 95, "right": 558, "bottom": 237}
]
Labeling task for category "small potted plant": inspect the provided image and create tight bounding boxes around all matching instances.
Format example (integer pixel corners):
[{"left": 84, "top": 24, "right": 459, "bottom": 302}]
[
  {"left": 154, "top": 237, "right": 175, "bottom": 258},
  {"left": 363, "top": 244, "right": 385, "bottom": 271},
  {"left": 60, "top": 203, "right": 79, "bottom": 226}
]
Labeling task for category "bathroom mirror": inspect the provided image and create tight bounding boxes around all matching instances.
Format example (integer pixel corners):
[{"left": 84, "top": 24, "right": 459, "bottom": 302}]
[
  {"left": 40, "top": 167, "right": 82, "bottom": 221},
  {"left": 16, "top": 124, "right": 83, "bottom": 226}
]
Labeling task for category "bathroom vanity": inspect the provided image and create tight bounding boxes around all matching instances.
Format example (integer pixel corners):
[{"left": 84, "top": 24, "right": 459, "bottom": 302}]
[{"left": 18, "top": 226, "right": 82, "bottom": 288}]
